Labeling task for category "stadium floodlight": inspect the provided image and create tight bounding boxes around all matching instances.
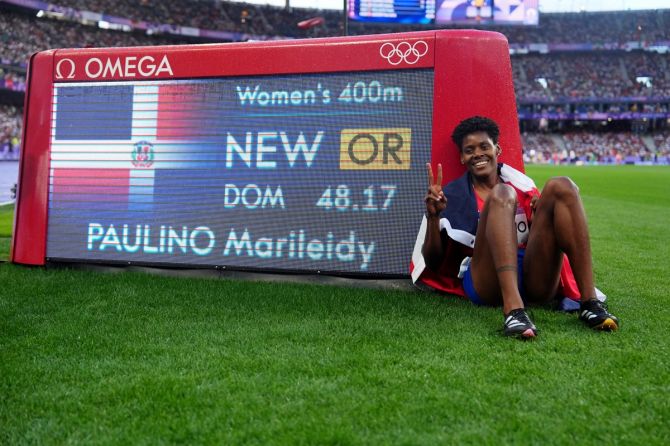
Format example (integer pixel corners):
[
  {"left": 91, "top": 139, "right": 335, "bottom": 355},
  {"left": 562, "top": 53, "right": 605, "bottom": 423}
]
[{"left": 636, "top": 76, "right": 652, "bottom": 88}]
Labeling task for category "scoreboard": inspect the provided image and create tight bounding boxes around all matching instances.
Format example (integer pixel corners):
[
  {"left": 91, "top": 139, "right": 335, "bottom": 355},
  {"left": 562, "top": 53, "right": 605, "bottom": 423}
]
[
  {"left": 48, "top": 71, "right": 432, "bottom": 275},
  {"left": 348, "top": 0, "right": 436, "bottom": 24},
  {"left": 435, "top": 0, "right": 539, "bottom": 26},
  {"left": 13, "top": 31, "right": 524, "bottom": 277},
  {"left": 349, "top": 0, "right": 539, "bottom": 26}
]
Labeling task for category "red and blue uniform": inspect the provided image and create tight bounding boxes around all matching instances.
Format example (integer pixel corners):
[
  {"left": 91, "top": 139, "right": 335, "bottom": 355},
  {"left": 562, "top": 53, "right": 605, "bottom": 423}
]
[{"left": 410, "top": 163, "right": 589, "bottom": 309}]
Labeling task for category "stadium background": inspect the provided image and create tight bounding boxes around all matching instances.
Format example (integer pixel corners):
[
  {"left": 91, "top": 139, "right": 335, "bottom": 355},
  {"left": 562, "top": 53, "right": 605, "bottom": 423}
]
[
  {"left": 1, "top": 2, "right": 669, "bottom": 444},
  {"left": 1, "top": 0, "right": 669, "bottom": 169}
]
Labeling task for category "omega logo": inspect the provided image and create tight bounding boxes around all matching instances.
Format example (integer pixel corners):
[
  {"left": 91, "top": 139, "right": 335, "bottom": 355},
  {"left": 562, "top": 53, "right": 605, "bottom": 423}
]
[
  {"left": 55, "top": 55, "right": 174, "bottom": 80},
  {"left": 55, "top": 58, "right": 76, "bottom": 79},
  {"left": 85, "top": 55, "right": 173, "bottom": 79}
]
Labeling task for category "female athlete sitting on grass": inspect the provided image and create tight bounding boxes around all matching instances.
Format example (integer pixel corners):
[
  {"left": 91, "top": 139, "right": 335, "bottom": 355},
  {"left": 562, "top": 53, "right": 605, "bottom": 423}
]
[{"left": 421, "top": 116, "right": 619, "bottom": 339}]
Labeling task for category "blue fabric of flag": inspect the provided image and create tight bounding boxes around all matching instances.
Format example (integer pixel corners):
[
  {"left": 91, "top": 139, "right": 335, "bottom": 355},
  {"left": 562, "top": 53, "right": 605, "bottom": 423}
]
[{"left": 55, "top": 85, "right": 134, "bottom": 140}]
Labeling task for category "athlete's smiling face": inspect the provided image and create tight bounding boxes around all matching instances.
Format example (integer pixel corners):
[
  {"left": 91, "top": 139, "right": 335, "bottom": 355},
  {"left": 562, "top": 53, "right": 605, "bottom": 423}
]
[{"left": 460, "top": 131, "right": 500, "bottom": 179}]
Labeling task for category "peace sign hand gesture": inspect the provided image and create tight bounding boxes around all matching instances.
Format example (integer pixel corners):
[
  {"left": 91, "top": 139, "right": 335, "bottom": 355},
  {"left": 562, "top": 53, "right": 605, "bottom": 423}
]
[{"left": 425, "top": 163, "right": 447, "bottom": 217}]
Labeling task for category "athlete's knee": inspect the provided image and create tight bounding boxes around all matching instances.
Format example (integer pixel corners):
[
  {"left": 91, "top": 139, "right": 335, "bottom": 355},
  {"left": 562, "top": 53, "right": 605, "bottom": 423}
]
[
  {"left": 544, "top": 176, "right": 580, "bottom": 201},
  {"left": 489, "top": 184, "right": 518, "bottom": 209}
]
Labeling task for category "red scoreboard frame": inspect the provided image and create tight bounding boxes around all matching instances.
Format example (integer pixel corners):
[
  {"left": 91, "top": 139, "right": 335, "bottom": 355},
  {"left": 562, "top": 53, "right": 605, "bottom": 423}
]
[{"left": 12, "top": 30, "right": 522, "bottom": 270}]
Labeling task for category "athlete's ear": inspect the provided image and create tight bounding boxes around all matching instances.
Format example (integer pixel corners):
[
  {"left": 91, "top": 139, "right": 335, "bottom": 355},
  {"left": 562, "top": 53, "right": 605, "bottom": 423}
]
[{"left": 496, "top": 144, "right": 502, "bottom": 156}]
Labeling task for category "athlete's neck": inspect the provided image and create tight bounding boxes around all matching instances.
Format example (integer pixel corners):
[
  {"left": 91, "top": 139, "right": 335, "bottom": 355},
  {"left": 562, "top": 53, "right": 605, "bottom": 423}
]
[{"left": 472, "top": 173, "right": 500, "bottom": 191}]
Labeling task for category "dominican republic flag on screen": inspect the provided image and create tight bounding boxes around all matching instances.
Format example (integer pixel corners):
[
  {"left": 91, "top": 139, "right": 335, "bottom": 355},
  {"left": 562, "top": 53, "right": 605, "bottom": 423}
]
[{"left": 49, "top": 83, "right": 198, "bottom": 212}]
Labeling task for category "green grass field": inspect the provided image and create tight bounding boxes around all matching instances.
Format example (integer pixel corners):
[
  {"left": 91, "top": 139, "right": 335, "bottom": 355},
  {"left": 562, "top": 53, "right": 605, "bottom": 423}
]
[
  {"left": 0, "top": 203, "right": 13, "bottom": 261},
  {"left": 1, "top": 166, "right": 669, "bottom": 444}
]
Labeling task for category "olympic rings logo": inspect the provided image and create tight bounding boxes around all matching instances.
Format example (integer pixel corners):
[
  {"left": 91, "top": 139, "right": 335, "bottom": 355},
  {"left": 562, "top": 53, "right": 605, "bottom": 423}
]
[{"left": 379, "top": 41, "right": 429, "bottom": 66}]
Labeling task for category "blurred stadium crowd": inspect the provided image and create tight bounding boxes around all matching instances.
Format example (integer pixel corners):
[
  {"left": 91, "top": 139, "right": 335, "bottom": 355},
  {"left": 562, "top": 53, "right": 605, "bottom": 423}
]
[
  {"left": 1, "top": 104, "right": 20, "bottom": 159},
  {"left": 1, "top": 0, "right": 669, "bottom": 163}
]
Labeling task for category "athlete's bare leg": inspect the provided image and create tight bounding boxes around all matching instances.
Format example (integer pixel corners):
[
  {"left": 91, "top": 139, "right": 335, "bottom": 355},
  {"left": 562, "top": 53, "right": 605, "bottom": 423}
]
[
  {"left": 470, "top": 184, "right": 525, "bottom": 314},
  {"left": 524, "top": 177, "right": 596, "bottom": 303}
]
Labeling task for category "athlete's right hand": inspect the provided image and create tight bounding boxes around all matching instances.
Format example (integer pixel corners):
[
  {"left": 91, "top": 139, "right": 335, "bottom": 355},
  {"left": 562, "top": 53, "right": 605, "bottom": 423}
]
[{"left": 425, "top": 163, "right": 447, "bottom": 217}]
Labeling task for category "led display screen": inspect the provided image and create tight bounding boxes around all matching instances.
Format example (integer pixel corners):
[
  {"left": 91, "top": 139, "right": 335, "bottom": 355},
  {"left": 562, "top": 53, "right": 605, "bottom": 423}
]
[
  {"left": 348, "top": 0, "right": 436, "bottom": 24},
  {"left": 47, "top": 69, "right": 434, "bottom": 276},
  {"left": 435, "top": 0, "right": 539, "bottom": 25}
]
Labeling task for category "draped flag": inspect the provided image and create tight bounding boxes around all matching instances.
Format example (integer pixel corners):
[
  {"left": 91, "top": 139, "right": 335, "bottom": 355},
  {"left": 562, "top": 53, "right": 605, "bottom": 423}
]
[{"left": 409, "top": 164, "right": 604, "bottom": 310}]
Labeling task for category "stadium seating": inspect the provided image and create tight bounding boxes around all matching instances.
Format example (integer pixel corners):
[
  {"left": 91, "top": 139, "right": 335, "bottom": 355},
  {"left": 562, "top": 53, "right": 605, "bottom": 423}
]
[
  {"left": 45, "top": 0, "right": 670, "bottom": 43},
  {"left": 0, "top": 104, "right": 21, "bottom": 160},
  {"left": 513, "top": 53, "right": 670, "bottom": 100},
  {"left": 0, "top": 8, "right": 187, "bottom": 67}
]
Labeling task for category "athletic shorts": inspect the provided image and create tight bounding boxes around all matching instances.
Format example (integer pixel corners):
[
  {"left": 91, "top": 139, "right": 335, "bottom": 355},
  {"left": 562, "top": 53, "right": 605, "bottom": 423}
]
[{"left": 462, "top": 248, "right": 526, "bottom": 306}]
